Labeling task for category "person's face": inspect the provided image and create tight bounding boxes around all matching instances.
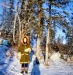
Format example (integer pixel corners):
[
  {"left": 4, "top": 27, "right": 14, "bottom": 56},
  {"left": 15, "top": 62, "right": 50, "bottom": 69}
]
[{"left": 23, "top": 38, "right": 27, "bottom": 43}]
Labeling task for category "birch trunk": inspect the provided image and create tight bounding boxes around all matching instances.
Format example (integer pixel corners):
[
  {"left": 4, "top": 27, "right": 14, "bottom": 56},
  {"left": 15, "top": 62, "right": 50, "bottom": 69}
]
[
  {"left": 45, "top": 29, "right": 50, "bottom": 65},
  {"left": 13, "top": 14, "right": 16, "bottom": 43},
  {"left": 45, "top": 1, "right": 52, "bottom": 65},
  {"left": 13, "top": 2, "right": 18, "bottom": 43},
  {"left": 18, "top": 15, "right": 21, "bottom": 46},
  {"left": 36, "top": 5, "right": 42, "bottom": 59},
  {"left": 36, "top": 35, "right": 41, "bottom": 59}
]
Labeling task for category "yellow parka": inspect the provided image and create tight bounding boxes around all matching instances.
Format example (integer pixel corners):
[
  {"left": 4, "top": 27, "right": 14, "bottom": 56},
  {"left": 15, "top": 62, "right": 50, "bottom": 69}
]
[{"left": 18, "top": 35, "right": 32, "bottom": 64}]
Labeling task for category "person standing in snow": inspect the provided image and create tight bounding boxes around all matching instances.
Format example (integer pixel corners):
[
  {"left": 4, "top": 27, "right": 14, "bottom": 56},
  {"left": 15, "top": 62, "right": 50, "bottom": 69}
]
[{"left": 18, "top": 34, "right": 32, "bottom": 74}]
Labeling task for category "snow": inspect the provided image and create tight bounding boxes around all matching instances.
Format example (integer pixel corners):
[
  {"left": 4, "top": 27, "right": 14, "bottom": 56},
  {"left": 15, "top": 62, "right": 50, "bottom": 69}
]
[
  {"left": 0, "top": 45, "right": 22, "bottom": 75},
  {"left": 28, "top": 52, "right": 73, "bottom": 75},
  {"left": 0, "top": 45, "right": 73, "bottom": 75},
  {"left": 0, "top": 1, "right": 73, "bottom": 75},
  {"left": 50, "top": 52, "right": 61, "bottom": 62}
]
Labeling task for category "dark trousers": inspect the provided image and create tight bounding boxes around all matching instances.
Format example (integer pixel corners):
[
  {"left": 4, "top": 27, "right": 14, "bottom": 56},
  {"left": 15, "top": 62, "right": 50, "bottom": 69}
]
[
  {"left": 22, "top": 63, "right": 28, "bottom": 68},
  {"left": 21, "top": 63, "right": 29, "bottom": 74}
]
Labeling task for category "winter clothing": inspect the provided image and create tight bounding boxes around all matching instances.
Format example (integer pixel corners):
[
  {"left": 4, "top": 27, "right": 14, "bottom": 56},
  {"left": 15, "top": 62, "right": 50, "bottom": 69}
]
[
  {"left": 18, "top": 44, "right": 31, "bottom": 64},
  {"left": 18, "top": 35, "right": 32, "bottom": 74},
  {"left": 2, "top": 39, "right": 9, "bottom": 46}
]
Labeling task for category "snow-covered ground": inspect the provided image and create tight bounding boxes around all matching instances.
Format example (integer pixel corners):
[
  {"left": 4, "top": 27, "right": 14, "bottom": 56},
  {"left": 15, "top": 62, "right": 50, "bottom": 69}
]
[
  {"left": 0, "top": 45, "right": 73, "bottom": 75},
  {"left": 29, "top": 52, "right": 73, "bottom": 75}
]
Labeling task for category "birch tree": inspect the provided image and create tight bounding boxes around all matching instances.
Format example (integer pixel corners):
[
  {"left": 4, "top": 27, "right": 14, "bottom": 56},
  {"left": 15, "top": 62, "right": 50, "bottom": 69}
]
[{"left": 45, "top": 0, "right": 70, "bottom": 65}]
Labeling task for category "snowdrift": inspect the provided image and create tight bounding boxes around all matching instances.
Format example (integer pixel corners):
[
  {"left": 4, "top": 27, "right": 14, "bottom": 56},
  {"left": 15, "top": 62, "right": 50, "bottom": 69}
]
[{"left": 0, "top": 45, "right": 22, "bottom": 75}]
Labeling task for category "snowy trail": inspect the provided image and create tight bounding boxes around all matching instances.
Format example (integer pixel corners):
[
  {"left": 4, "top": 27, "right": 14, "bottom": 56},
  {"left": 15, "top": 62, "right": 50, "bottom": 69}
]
[
  {"left": 28, "top": 53, "right": 73, "bottom": 75},
  {"left": 24, "top": 58, "right": 73, "bottom": 75},
  {"left": 40, "top": 53, "right": 73, "bottom": 75},
  {"left": 0, "top": 47, "right": 73, "bottom": 75},
  {"left": 40, "top": 60, "right": 73, "bottom": 75}
]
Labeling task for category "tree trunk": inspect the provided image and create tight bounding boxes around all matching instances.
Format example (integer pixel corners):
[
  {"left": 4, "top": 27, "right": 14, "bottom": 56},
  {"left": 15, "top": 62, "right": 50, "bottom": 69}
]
[
  {"left": 13, "top": 14, "right": 17, "bottom": 43},
  {"left": 18, "top": 15, "right": 21, "bottom": 46},
  {"left": 45, "top": 1, "right": 52, "bottom": 65},
  {"left": 36, "top": 35, "right": 41, "bottom": 59},
  {"left": 45, "top": 29, "right": 50, "bottom": 65},
  {"left": 36, "top": 4, "right": 42, "bottom": 59},
  {"left": 13, "top": 1, "right": 17, "bottom": 43}
]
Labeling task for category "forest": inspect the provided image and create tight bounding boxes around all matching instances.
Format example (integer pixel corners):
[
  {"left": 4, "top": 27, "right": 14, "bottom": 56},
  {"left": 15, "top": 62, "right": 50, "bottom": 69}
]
[{"left": 0, "top": 0, "right": 73, "bottom": 65}]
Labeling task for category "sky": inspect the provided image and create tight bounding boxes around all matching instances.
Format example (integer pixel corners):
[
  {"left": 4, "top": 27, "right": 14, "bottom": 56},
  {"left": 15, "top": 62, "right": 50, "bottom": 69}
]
[
  {"left": 43, "top": 1, "right": 73, "bottom": 44},
  {"left": 42, "top": 2, "right": 68, "bottom": 44},
  {"left": 0, "top": 0, "right": 3, "bottom": 14}
]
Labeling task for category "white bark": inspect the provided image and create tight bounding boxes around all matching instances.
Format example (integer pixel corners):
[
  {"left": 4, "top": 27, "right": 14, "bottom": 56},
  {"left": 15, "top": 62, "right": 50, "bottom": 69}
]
[
  {"left": 45, "top": 29, "right": 50, "bottom": 65},
  {"left": 13, "top": 1, "right": 18, "bottom": 43},
  {"left": 18, "top": 15, "right": 21, "bottom": 45},
  {"left": 36, "top": 35, "right": 41, "bottom": 59},
  {"left": 45, "top": 2, "right": 52, "bottom": 65},
  {"left": 13, "top": 14, "right": 17, "bottom": 43}
]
